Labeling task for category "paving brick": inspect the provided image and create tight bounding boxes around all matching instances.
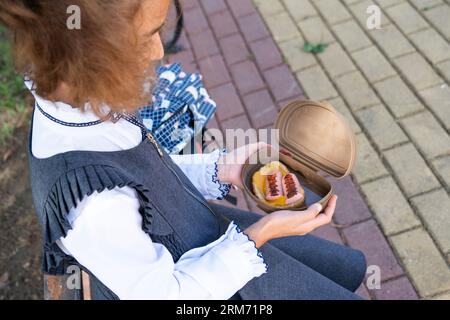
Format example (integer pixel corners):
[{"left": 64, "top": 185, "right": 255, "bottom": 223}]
[
  {"left": 310, "top": 224, "right": 343, "bottom": 245},
  {"left": 184, "top": 6, "right": 209, "bottom": 36},
  {"left": 327, "top": 176, "right": 372, "bottom": 225},
  {"left": 219, "top": 34, "right": 250, "bottom": 66},
  {"left": 390, "top": 228, "right": 450, "bottom": 297},
  {"left": 374, "top": 0, "right": 405, "bottom": 7},
  {"left": 183, "top": 0, "right": 200, "bottom": 10},
  {"left": 207, "top": 115, "right": 220, "bottom": 130},
  {"left": 227, "top": 0, "right": 256, "bottom": 18},
  {"left": 263, "top": 65, "right": 303, "bottom": 102},
  {"left": 327, "top": 97, "right": 361, "bottom": 134},
  {"left": 356, "top": 284, "right": 372, "bottom": 300},
  {"left": 385, "top": 2, "right": 429, "bottom": 34},
  {"left": 334, "top": 72, "right": 380, "bottom": 111},
  {"left": 253, "top": 0, "right": 284, "bottom": 17},
  {"left": 190, "top": 29, "right": 220, "bottom": 59},
  {"left": 201, "top": 0, "right": 227, "bottom": 15},
  {"left": 437, "top": 60, "right": 450, "bottom": 84},
  {"left": 374, "top": 276, "right": 419, "bottom": 300},
  {"left": 277, "top": 94, "right": 306, "bottom": 110},
  {"left": 178, "top": 61, "right": 199, "bottom": 74},
  {"left": 265, "top": 12, "right": 301, "bottom": 43},
  {"left": 175, "top": 31, "right": 191, "bottom": 50},
  {"left": 410, "top": 28, "right": 450, "bottom": 65},
  {"left": 410, "top": 0, "right": 444, "bottom": 10},
  {"left": 167, "top": 48, "right": 196, "bottom": 67},
  {"left": 242, "top": 89, "right": 278, "bottom": 128},
  {"left": 317, "top": 42, "right": 356, "bottom": 79},
  {"left": 296, "top": 66, "right": 338, "bottom": 100},
  {"left": 342, "top": 0, "right": 367, "bottom": 5},
  {"left": 332, "top": 20, "right": 372, "bottom": 52},
  {"left": 209, "top": 83, "right": 245, "bottom": 121},
  {"left": 370, "top": 24, "right": 416, "bottom": 58},
  {"left": 394, "top": 53, "right": 443, "bottom": 91},
  {"left": 298, "top": 16, "right": 335, "bottom": 44},
  {"left": 355, "top": 104, "right": 408, "bottom": 150},
  {"left": 349, "top": 0, "right": 392, "bottom": 27},
  {"left": 249, "top": 37, "right": 283, "bottom": 71},
  {"left": 432, "top": 292, "right": 450, "bottom": 300},
  {"left": 360, "top": 176, "right": 421, "bottom": 235},
  {"left": 384, "top": 143, "right": 440, "bottom": 197},
  {"left": 210, "top": 10, "right": 239, "bottom": 39},
  {"left": 374, "top": 76, "right": 424, "bottom": 118},
  {"left": 314, "top": 0, "right": 352, "bottom": 25},
  {"left": 423, "top": 4, "right": 450, "bottom": 41},
  {"left": 419, "top": 84, "right": 450, "bottom": 130},
  {"left": 352, "top": 133, "right": 389, "bottom": 184},
  {"left": 343, "top": 219, "right": 404, "bottom": 281},
  {"left": 238, "top": 13, "right": 271, "bottom": 43},
  {"left": 282, "top": 0, "right": 317, "bottom": 22},
  {"left": 400, "top": 111, "right": 450, "bottom": 159},
  {"left": 278, "top": 38, "right": 317, "bottom": 72},
  {"left": 352, "top": 46, "right": 397, "bottom": 83},
  {"left": 229, "top": 60, "right": 265, "bottom": 95},
  {"left": 198, "top": 55, "right": 231, "bottom": 88},
  {"left": 411, "top": 189, "right": 450, "bottom": 254},
  {"left": 221, "top": 113, "right": 252, "bottom": 132},
  {"left": 432, "top": 155, "right": 450, "bottom": 189}
]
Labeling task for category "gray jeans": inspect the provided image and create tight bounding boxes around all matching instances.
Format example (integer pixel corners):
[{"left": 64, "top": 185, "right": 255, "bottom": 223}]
[{"left": 209, "top": 203, "right": 367, "bottom": 300}]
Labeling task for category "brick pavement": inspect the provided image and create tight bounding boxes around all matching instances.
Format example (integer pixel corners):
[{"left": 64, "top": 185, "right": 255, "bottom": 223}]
[
  {"left": 252, "top": 0, "right": 450, "bottom": 299},
  {"left": 164, "top": 0, "right": 450, "bottom": 299}
]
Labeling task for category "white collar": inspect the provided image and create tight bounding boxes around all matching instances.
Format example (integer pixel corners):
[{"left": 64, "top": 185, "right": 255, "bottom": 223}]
[{"left": 25, "top": 79, "right": 110, "bottom": 123}]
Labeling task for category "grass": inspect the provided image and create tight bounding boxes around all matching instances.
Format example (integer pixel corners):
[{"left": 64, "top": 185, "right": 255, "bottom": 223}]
[{"left": 0, "top": 26, "right": 29, "bottom": 150}]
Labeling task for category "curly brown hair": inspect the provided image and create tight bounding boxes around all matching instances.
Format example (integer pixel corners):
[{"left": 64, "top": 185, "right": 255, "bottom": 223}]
[{"left": 0, "top": 0, "right": 157, "bottom": 117}]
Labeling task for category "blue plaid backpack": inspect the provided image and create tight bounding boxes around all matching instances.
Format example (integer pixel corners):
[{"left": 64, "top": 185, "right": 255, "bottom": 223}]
[{"left": 139, "top": 63, "right": 217, "bottom": 154}]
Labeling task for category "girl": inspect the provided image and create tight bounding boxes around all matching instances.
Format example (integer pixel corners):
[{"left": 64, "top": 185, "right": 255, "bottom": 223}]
[{"left": 0, "top": 0, "right": 366, "bottom": 300}]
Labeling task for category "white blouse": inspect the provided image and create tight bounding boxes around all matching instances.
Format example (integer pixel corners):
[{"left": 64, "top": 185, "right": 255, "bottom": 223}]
[{"left": 27, "top": 81, "right": 267, "bottom": 300}]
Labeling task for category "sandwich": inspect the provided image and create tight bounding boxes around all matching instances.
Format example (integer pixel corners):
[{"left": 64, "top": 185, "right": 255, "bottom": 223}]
[{"left": 252, "top": 161, "right": 305, "bottom": 209}]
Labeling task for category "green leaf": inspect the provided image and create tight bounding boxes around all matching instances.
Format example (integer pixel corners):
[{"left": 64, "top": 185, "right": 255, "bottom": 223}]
[{"left": 303, "top": 41, "right": 328, "bottom": 54}]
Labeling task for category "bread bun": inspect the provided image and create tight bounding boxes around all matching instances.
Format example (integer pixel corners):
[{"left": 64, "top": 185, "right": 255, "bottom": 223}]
[{"left": 252, "top": 161, "right": 305, "bottom": 209}]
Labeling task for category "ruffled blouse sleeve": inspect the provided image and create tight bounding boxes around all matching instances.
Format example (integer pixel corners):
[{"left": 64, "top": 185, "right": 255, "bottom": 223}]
[{"left": 170, "top": 148, "right": 232, "bottom": 200}]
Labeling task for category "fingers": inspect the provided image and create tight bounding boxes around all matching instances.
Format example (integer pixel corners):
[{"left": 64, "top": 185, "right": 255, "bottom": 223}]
[
  {"left": 304, "top": 202, "right": 323, "bottom": 218},
  {"left": 302, "top": 195, "right": 338, "bottom": 230},
  {"left": 323, "top": 195, "right": 338, "bottom": 219}
]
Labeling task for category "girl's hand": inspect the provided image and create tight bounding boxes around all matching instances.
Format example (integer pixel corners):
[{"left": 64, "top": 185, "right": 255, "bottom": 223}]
[
  {"left": 244, "top": 195, "right": 338, "bottom": 248},
  {"left": 217, "top": 142, "right": 270, "bottom": 189}
]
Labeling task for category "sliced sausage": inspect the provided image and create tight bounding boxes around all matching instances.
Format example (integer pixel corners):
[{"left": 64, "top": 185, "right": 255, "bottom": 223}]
[
  {"left": 282, "top": 173, "right": 304, "bottom": 205},
  {"left": 265, "top": 170, "right": 283, "bottom": 201}
]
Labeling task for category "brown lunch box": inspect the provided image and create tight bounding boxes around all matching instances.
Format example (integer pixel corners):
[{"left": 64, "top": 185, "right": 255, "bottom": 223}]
[{"left": 241, "top": 100, "right": 357, "bottom": 213}]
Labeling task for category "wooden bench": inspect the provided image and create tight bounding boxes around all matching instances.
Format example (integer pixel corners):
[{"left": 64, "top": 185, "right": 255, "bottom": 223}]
[{"left": 44, "top": 272, "right": 90, "bottom": 300}]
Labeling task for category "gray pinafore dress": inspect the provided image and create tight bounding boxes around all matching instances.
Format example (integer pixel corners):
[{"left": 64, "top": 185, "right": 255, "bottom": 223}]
[{"left": 28, "top": 107, "right": 367, "bottom": 300}]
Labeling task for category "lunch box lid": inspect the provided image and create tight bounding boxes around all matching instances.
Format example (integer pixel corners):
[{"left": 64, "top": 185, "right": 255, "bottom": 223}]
[{"left": 274, "top": 100, "right": 357, "bottom": 178}]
